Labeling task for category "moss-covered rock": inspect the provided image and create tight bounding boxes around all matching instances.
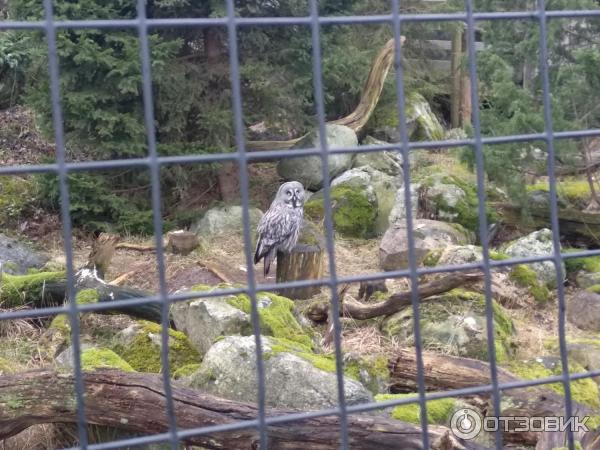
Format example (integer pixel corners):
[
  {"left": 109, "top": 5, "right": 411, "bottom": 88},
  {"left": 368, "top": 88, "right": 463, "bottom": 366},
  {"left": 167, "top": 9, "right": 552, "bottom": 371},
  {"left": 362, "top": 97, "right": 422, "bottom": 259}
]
[
  {"left": 509, "top": 264, "right": 551, "bottom": 304},
  {"left": 381, "top": 289, "right": 516, "bottom": 363},
  {"left": 81, "top": 347, "right": 135, "bottom": 372},
  {"left": 508, "top": 357, "right": 600, "bottom": 408},
  {"left": 0, "top": 271, "right": 65, "bottom": 307},
  {"left": 227, "top": 291, "right": 314, "bottom": 349},
  {"left": 304, "top": 183, "right": 378, "bottom": 238},
  {"left": 528, "top": 179, "right": 591, "bottom": 209},
  {"left": 375, "top": 393, "right": 458, "bottom": 425},
  {"left": 419, "top": 173, "right": 497, "bottom": 233},
  {"left": 266, "top": 338, "right": 389, "bottom": 395},
  {"left": 187, "top": 335, "right": 372, "bottom": 409},
  {"left": 113, "top": 321, "right": 201, "bottom": 375},
  {"left": 172, "top": 363, "right": 201, "bottom": 380}
]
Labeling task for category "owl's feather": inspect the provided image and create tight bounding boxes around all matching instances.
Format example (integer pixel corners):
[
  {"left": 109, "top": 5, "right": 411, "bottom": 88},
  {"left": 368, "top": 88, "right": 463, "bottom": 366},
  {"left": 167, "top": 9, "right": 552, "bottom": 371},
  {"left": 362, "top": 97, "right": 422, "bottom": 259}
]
[{"left": 254, "top": 181, "right": 305, "bottom": 276}]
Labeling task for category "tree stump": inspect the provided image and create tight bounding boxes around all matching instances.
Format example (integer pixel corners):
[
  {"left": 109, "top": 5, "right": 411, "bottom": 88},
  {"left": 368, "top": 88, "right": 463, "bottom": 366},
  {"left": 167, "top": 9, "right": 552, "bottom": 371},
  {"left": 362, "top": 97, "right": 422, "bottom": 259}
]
[
  {"left": 276, "top": 221, "right": 325, "bottom": 300},
  {"left": 166, "top": 230, "right": 199, "bottom": 255}
]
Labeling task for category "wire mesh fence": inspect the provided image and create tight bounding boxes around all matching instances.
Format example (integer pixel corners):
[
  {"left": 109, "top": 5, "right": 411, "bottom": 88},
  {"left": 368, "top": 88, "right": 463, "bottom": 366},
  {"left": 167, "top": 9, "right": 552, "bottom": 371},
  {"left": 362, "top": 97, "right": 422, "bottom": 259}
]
[{"left": 1, "top": 1, "right": 600, "bottom": 449}]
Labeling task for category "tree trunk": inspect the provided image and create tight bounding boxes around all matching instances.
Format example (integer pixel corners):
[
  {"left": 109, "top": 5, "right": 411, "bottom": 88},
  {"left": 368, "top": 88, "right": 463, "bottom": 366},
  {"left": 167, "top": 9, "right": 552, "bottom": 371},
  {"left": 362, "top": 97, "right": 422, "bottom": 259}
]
[
  {"left": 450, "top": 28, "right": 463, "bottom": 128},
  {"left": 0, "top": 369, "right": 489, "bottom": 450},
  {"left": 166, "top": 230, "right": 199, "bottom": 256},
  {"left": 460, "top": 34, "right": 472, "bottom": 125},
  {"left": 0, "top": 271, "right": 162, "bottom": 323},
  {"left": 306, "top": 272, "right": 483, "bottom": 322},
  {"left": 276, "top": 246, "right": 324, "bottom": 300}
]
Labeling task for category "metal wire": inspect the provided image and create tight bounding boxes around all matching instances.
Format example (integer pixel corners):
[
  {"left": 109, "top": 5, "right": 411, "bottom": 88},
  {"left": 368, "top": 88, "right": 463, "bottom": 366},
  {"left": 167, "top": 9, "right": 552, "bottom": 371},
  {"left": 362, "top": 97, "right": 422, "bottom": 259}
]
[{"left": 2, "top": 2, "right": 599, "bottom": 450}]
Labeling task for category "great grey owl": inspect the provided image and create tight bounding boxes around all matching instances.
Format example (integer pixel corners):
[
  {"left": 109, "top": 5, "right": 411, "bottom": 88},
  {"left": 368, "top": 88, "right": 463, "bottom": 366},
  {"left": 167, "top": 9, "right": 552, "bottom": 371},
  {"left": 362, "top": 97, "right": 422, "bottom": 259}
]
[{"left": 254, "top": 181, "right": 305, "bottom": 276}]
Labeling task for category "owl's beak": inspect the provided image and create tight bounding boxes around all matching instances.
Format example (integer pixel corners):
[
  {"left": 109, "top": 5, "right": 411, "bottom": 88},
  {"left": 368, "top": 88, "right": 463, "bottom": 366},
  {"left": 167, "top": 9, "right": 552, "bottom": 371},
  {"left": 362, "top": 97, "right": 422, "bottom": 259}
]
[{"left": 292, "top": 194, "right": 299, "bottom": 208}]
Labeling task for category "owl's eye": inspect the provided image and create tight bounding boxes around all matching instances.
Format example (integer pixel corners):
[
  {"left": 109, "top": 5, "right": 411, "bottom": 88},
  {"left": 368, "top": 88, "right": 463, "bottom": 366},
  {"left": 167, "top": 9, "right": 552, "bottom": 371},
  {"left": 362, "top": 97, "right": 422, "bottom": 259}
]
[{"left": 287, "top": 191, "right": 292, "bottom": 196}]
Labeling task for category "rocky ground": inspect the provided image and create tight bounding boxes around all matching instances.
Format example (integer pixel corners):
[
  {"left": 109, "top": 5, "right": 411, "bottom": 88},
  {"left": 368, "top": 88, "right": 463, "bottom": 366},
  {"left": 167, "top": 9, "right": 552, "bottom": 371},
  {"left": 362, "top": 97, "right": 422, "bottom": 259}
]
[{"left": 2, "top": 117, "right": 600, "bottom": 449}]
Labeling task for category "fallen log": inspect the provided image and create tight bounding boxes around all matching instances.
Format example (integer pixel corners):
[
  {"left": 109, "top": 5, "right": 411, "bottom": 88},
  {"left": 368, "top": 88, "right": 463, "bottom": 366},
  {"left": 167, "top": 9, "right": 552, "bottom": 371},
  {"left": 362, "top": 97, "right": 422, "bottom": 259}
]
[
  {"left": 0, "top": 271, "right": 162, "bottom": 323},
  {"left": 307, "top": 271, "right": 483, "bottom": 321},
  {"left": 0, "top": 369, "right": 488, "bottom": 450},
  {"left": 495, "top": 202, "right": 600, "bottom": 246},
  {"left": 388, "top": 348, "right": 600, "bottom": 447}
]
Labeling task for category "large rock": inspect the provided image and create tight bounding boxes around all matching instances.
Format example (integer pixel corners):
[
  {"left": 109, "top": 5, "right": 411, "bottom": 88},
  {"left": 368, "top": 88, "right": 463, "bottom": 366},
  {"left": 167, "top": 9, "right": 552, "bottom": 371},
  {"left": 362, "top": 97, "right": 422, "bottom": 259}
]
[
  {"left": 379, "top": 219, "right": 474, "bottom": 271},
  {"left": 331, "top": 166, "right": 398, "bottom": 235},
  {"left": 567, "top": 290, "right": 600, "bottom": 332},
  {"left": 503, "top": 229, "right": 564, "bottom": 287},
  {"left": 186, "top": 336, "right": 372, "bottom": 409},
  {"left": 419, "top": 174, "right": 496, "bottom": 233},
  {"left": 174, "top": 286, "right": 313, "bottom": 352},
  {"left": 372, "top": 92, "right": 444, "bottom": 143},
  {"left": 112, "top": 320, "right": 201, "bottom": 375},
  {"left": 388, "top": 184, "right": 420, "bottom": 225},
  {"left": 191, "top": 205, "right": 263, "bottom": 237},
  {"left": 355, "top": 137, "right": 403, "bottom": 180},
  {"left": 381, "top": 289, "right": 516, "bottom": 362},
  {"left": 171, "top": 295, "right": 252, "bottom": 355},
  {"left": 304, "top": 166, "right": 397, "bottom": 237},
  {"left": 0, "top": 233, "right": 48, "bottom": 275},
  {"left": 277, "top": 124, "right": 357, "bottom": 191}
]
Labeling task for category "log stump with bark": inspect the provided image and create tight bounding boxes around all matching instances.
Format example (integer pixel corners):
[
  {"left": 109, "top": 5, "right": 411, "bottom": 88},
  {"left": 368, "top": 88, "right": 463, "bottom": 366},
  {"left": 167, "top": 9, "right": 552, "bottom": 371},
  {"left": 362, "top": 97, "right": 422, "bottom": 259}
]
[
  {"left": 166, "top": 230, "right": 199, "bottom": 255},
  {"left": 276, "top": 221, "right": 325, "bottom": 300}
]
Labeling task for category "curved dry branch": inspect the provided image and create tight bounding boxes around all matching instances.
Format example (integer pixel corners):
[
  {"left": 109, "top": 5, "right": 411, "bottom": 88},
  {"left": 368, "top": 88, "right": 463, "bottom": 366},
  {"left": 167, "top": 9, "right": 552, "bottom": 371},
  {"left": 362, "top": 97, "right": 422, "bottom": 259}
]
[{"left": 246, "top": 37, "right": 404, "bottom": 151}]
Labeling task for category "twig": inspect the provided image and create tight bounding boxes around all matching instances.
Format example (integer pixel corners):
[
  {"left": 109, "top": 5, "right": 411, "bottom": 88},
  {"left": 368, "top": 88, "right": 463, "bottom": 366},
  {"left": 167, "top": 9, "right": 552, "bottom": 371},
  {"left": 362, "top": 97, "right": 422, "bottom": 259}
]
[
  {"left": 197, "top": 261, "right": 231, "bottom": 284},
  {"left": 109, "top": 271, "right": 137, "bottom": 287},
  {"left": 115, "top": 243, "right": 157, "bottom": 252}
]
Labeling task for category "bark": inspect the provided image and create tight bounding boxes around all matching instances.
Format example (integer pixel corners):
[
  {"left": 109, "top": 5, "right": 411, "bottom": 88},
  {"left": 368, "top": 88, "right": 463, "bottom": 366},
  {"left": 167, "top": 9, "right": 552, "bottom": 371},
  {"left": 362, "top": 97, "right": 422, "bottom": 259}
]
[
  {"left": 0, "top": 369, "right": 488, "bottom": 450},
  {"left": 276, "top": 245, "right": 324, "bottom": 300},
  {"left": 450, "top": 28, "right": 463, "bottom": 128},
  {"left": 389, "top": 349, "right": 600, "bottom": 447},
  {"left": 306, "top": 272, "right": 483, "bottom": 322},
  {"left": 495, "top": 202, "right": 600, "bottom": 245}
]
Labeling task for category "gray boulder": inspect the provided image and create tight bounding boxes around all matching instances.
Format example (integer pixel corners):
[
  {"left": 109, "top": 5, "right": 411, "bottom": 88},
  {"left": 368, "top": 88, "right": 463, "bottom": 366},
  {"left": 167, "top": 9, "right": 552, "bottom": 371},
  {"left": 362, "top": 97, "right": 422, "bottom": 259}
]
[
  {"left": 171, "top": 296, "right": 252, "bottom": 355},
  {"left": 191, "top": 205, "right": 263, "bottom": 237},
  {"left": 355, "top": 140, "right": 403, "bottom": 180},
  {"left": 503, "top": 229, "right": 564, "bottom": 287},
  {"left": 0, "top": 233, "right": 48, "bottom": 274},
  {"left": 436, "top": 245, "right": 483, "bottom": 266},
  {"left": 277, "top": 124, "right": 357, "bottom": 191},
  {"left": 379, "top": 219, "right": 474, "bottom": 271},
  {"left": 388, "top": 184, "right": 420, "bottom": 225},
  {"left": 186, "top": 336, "right": 372, "bottom": 409},
  {"left": 576, "top": 271, "right": 600, "bottom": 289},
  {"left": 567, "top": 290, "right": 600, "bottom": 332},
  {"left": 330, "top": 166, "right": 398, "bottom": 235},
  {"left": 381, "top": 289, "right": 515, "bottom": 362}
]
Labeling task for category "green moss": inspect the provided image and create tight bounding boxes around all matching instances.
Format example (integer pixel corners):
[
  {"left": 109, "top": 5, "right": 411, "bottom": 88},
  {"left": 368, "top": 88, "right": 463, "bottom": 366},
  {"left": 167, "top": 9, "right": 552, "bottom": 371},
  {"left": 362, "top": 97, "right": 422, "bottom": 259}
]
[
  {"left": 565, "top": 254, "right": 600, "bottom": 275},
  {"left": 113, "top": 321, "right": 201, "bottom": 375},
  {"left": 528, "top": 179, "right": 591, "bottom": 207},
  {"left": 490, "top": 250, "right": 510, "bottom": 261},
  {"left": 0, "top": 271, "right": 66, "bottom": 307},
  {"left": 509, "top": 264, "right": 550, "bottom": 304},
  {"left": 304, "top": 185, "right": 377, "bottom": 238},
  {"left": 509, "top": 360, "right": 600, "bottom": 408},
  {"left": 173, "top": 363, "right": 201, "bottom": 379},
  {"left": 81, "top": 348, "right": 135, "bottom": 372},
  {"left": 552, "top": 443, "right": 583, "bottom": 450},
  {"left": 375, "top": 393, "right": 457, "bottom": 425},
  {"left": 423, "top": 249, "right": 443, "bottom": 267},
  {"left": 226, "top": 291, "right": 313, "bottom": 349},
  {"left": 421, "top": 289, "right": 515, "bottom": 363},
  {"left": 75, "top": 289, "right": 99, "bottom": 304},
  {"left": 420, "top": 174, "right": 497, "bottom": 233}
]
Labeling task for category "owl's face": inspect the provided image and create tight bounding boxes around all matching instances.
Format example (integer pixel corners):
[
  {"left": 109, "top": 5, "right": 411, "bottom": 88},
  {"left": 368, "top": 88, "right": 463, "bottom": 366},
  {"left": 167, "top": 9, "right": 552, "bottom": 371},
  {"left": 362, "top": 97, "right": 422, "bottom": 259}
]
[{"left": 278, "top": 181, "right": 305, "bottom": 209}]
